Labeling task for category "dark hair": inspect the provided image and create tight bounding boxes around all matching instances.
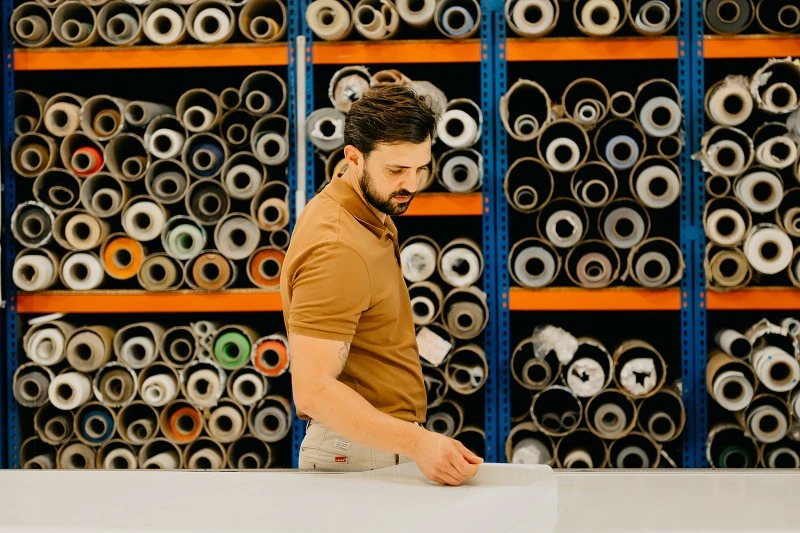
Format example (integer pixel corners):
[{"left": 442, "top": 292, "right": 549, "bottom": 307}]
[{"left": 344, "top": 83, "right": 438, "bottom": 156}]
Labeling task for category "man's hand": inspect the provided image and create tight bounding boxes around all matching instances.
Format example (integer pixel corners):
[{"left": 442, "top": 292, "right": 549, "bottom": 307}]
[{"left": 411, "top": 429, "right": 484, "bottom": 486}]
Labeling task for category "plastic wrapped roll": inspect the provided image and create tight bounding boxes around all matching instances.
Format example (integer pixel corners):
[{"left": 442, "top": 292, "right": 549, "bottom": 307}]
[
  {"left": 437, "top": 238, "right": 483, "bottom": 288},
  {"left": 24, "top": 320, "right": 74, "bottom": 367},
  {"left": 753, "top": 122, "right": 798, "bottom": 170},
  {"left": 13, "top": 249, "right": 60, "bottom": 292},
  {"left": 35, "top": 403, "right": 74, "bottom": 445},
  {"left": 52, "top": 209, "right": 109, "bottom": 252},
  {"left": 306, "top": 0, "right": 353, "bottom": 41},
  {"left": 80, "top": 172, "right": 129, "bottom": 219},
  {"left": 58, "top": 442, "right": 96, "bottom": 469},
  {"left": 161, "top": 216, "right": 206, "bottom": 261},
  {"left": 441, "top": 286, "right": 489, "bottom": 340},
  {"left": 121, "top": 196, "right": 167, "bottom": 242},
  {"left": 185, "top": 251, "right": 236, "bottom": 290},
  {"left": 228, "top": 435, "right": 273, "bottom": 469},
  {"left": 594, "top": 118, "right": 646, "bottom": 171},
  {"left": 353, "top": 0, "right": 400, "bottom": 40},
  {"left": 500, "top": 79, "right": 552, "bottom": 142},
  {"left": 251, "top": 114, "right": 289, "bottom": 165},
  {"left": 704, "top": 0, "right": 754, "bottom": 34},
  {"left": 75, "top": 402, "right": 116, "bottom": 446},
  {"left": 145, "top": 115, "right": 186, "bottom": 159},
  {"left": 557, "top": 429, "right": 609, "bottom": 469},
  {"left": 44, "top": 93, "right": 84, "bottom": 138},
  {"left": 60, "top": 133, "right": 104, "bottom": 178},
  {"left": 586, "top": 388, "right": 637, "bottom": 440},
  {"left": 612, "top": 340, "right": 667, "bottom": 399},
  {"left": 220, "top": 109, "right": 256, "bottom": 147},
  {"left": 506, "top": 0, "right": 558, "bottom": 37},
  {"left": 11, "top": 133, "right": 57, "bottom": 178},
  {"left": 104, "top": 132, "right": 149, "bottom": 181},
  {"left": 511, "top": 338, "right": 561, "bottom": 391},
  {"left": 138, "top": 253, "right": 184, "bottom": 291},
  {"left": 97, "top": 440, "right": 138, "bottom": 469},
  {"left": 143, "top": 1, "right": 186, "bottom": 45},
  {"left": 53, "top": 1, "right": 98, "bottom": 47},
  {"left": 248, "top": 396, "right": 292, "bottom": 443},
  {"left": 508, "top": 237, "right": 561, "bottom": 288},
  {"left": 629, "top": 0, "right": 678, "bottom": 35},
  {"left": 539, "top": 199, "right": 589, "bottom": 249},
  {"left": 750, "top": 58, "right": 800, "bottom": 114},
  {"left": 60, "top": 251, "right": 105, "bottom": 290},
  {"left": 777, "top": 188, "right": 800, "bottom": 238},
  {"left": 97, "top": 1, "right": 142, "bottom": 45},
  {"left": 706, "top": 174, "right": 731, "bottom": 198},
  {"left": 396, "top": 0, "right": 435, "bottom": 27},
  {"left": 159, "top": 325, "right": 197, "bottom": 368},
  {"left": 537, "top": 119, "right": 589, "bottom": 173},
  {"left": 139, "top": 438, "right": 183, "bottom": 469},
  {"left": 251, "top": 182, "right": 290, "bottom": 231},
  {"left": 184, "top": 438, "right": 226, "bottom": 470},
  {"left": 114, "top": 322, "right": 164, "bottom": 370},
  {"left": 214, "top": 214, "right": 260, "bottom": 261},
  {"left": 239, "top": 70, "right": 287, "bottom": 115},
  {"left": 329, "top": 66, "right": 371, "bottom": 113},
  {"left": 11, "top": 201, "right": 54, "bottom": 249},
  {"left": 609, "top": 432, "right": 661, "bottom": 468},
  {"left": 49, "top": 371, "right": 92, "bottom": 411},
  {"left": 247, "top": 246, "right": 284, "bottom": 289},
  {"left": 714, "top": 329, "right": 752, "bottom": 359},
  {"left": 434, "top": 0, "right": 480, "bottom": 38},
  {"left": 564, "top": 337, "right": 613, "bottom": 397},
  {"left": 306, "top": 108, "right": 346, "bottom": 152},
  {"left": 239, "top": 0, "right": 287, "bottom": 42},
  {"left": 745, "top": 395, "right": 790, "bottom": 443},
  {"left": 626, "top": 237, "right": 684, "bottom": 288},
  {"left": 100, "top": 234, "right": 145, "bottom": 280},
  {"left": 186, "top": 0, "right": 234, "bottom": 44},
  {"left": 66, "top": 325, "right": 115, "bottom": 372},
  {"left": 161, "top": 400, "right": 203, "bottom": 444},
  {"left": 504, "top": 157, "right": 554, "bottom": 214},
  {"left": 400, "top": 235, "right": 439, "bottom": 283},
  {"left": 228, "top": 367, "right": 267, "bottom": 406},
  {"left": 757, "top": 0, "right": 800, "bottom": 33},
  {"left": 14, "top": 363, "right": 54, "bottom": 409},
  {"left": 562, "top": 78, "right": 610, "bottom": 129},
  {"left": 574, "top": 0, "right": 624, "bottom": 36},
  {"left": 634, "top": 79, "right": 682, "bottom": 138},
  {"left": 630, "top": 157, "right": 682, "bottom": 209},
  {"left": 436, "top": 148, "right": 483, "bottom": 192},
  {"left": 570, "top": 161, "right": 617, "bottom": 208},
  {"left": 506, "top": 422, "right": 555, "bottom": 465},
  {"left": 425, "top": 400, "right": 464, "bottom": 438},
  {"left": 703, "top": 197, "right": 751, "bottom": 247},
  {"left": 733, "top": 168, "right": 783, "bottom": 214},
  {"left": 187, "top": 179, "right": 230, "bottom": 226},
  {"left": 12, "top": 2, "right": 54, "bottom": 48},
  {"left": 530, "top": 386, "right": 583, "bottom": 437},
  {"left": 405, "top": 281, "right": 442, "bottom": 327},
  {"left": 118, "top": 401, "right": 159, "bottom": 445},
  {"left": 751, "top": 345, "right": 799, "bottom": 392},
  {"left": 742, "top": 223, "right": 793, "bottom": 275},
  {"left": 21, "top": 437, "right": 56, "bottom": 470},
  {"left": 139, "top": 363, "right": 179, "bottom": 407},
  {"left": 565, "top": 239, "right": 620, "bottom": 289}
]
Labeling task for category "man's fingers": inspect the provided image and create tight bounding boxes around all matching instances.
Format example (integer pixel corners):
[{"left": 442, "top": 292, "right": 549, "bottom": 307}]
[
  {"left": 457, "top": 441, "right": 485, "bottom": 464},
  {"left": 436, "top": 470, "right": 464, "bottom": 487}
]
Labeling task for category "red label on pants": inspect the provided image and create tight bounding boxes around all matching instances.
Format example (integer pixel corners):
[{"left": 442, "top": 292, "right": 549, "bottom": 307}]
[{"left": 335, "top": 456, "right": 347, "bottom": 463}]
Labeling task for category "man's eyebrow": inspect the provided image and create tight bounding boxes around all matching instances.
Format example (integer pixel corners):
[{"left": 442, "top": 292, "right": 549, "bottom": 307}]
[{"left": 387, "top": 160, "right": 433, "bottom": 169}]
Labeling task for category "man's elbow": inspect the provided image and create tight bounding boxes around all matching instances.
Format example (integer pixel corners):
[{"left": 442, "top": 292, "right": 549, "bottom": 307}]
[{"left": 292, "top": 380, "right": 326, "bottom": 418}]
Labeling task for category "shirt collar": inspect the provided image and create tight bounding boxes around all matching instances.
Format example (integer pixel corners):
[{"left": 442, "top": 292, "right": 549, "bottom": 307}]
[{"left": 323, "top": 174, "right": 392, "bottom": 240}]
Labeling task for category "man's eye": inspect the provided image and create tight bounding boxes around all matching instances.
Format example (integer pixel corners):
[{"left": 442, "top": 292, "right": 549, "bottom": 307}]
[{"left": 388, "top": 168, "right": 404, "bottom": 175}]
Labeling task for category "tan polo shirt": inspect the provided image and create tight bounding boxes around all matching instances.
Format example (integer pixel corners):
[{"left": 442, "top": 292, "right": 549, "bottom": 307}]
[{"left": 280, "top": 174, "right": 427, "bottom": 423}]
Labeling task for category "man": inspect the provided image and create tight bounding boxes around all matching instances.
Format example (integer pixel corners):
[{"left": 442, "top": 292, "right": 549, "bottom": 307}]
[{"left": 280, "top": 83, "right": 483, "bottom": 486}]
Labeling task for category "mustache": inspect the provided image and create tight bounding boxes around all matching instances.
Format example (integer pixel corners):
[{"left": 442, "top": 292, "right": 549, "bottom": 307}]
[{"left": 391, "top": 190, "right": 414, "bottom": 198}]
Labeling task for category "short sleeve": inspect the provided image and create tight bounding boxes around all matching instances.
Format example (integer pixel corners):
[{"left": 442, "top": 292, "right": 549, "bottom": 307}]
[{"left": 286, "top": 243, "right": 371, "bottom": 343}]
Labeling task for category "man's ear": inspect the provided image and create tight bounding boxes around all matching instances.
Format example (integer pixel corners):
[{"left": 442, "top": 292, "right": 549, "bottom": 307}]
[{"left": 343, "top": 145, "right": 362, "bottom": 171}]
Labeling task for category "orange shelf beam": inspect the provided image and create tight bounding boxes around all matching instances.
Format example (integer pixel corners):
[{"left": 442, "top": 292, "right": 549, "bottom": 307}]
[
  {"left": 400, "top": 193, "right": 483, "bottom": 216},
  {"left": 15, "top": 290, "right": 283, "bottom": 314},
  {"left": 704, "top": 36, "right": 800, "bottom": 59},
  {"left": 506, "top": 37, "right": 678, "bottom": 61},
  {"left": 706, "top": 289, "right": 800, "bottom": 310},
  {"left": 509, "top": 287, "right": 682, "bottom": 311},
  {"left": 312, "top": 40, "right": 482, "bottom": 64},
  {"left": 14, "top": 44, "right": 289, "bottom": 71}
]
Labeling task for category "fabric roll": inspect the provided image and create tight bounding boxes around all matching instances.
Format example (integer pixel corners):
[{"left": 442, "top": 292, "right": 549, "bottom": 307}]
[
  {"left": 11, "top": 201, "right": 54, "bottom": 249},
  {"left": 705, "top": 0, "right": 754, "bottom": 34},
  {"left": 186, "top": 180, "right": 230, "bottom": 226},
  {"left": 247, "top": 247, "right": 284, "bottom": 289}
]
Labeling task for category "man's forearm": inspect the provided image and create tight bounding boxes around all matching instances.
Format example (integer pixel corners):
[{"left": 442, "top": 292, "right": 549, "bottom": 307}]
[{"left": 298, "top": 378, "right": 425, "bottom": 458}]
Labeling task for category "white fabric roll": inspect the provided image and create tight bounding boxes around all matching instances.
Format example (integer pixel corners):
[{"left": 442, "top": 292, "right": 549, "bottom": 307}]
[
  {"left": 253, "top": 405, "right": 290, "bottom": 442},
  {"left": 232, "top": 373, "right": 265, "bottom": 406},
  {"left": 512, "top": 245, "right": 557, "bottom": 287},
  {"left": 164, "top": 222, "right": 205, "bottom": 260},
  {"left": 208, "top": 406, "right": 244, "bottom": 442},
  {"left": 144, "top": 7, "right": 183, "bottom": 44},
  {"left": 594, "top": 403, "right": 627, "bottom": 436},
  {"left": 712, "top": 369, "right": 754, "bottom": 412},
  {"left": 563, "top": 449, "right": 594, "bottom": 468},
  {"left": 49, "top": 372, "right": 92, "bottom": 410},
  {"left": 619, "top": 357, "right": 657, "bottom": 396},
  {"left": 27, "top": 326, "right": 66, "bottom": 366},
  {"left": 603, "top": 207, "right": 646, "bottom": 249},
  {"left": 634, "top": 0, "right": 670, "bottom": 33},
  {"left": 755, "top": 136, "right": 798, "bottom": 169},
  {"left": 743, "top": 224, "right": 793, "bottom": 275},
  {"left": 401, "top": 242, "right": 437, "bottom": 283},
  {"left": 122, "top": 201, "right": 165, "bottom": 242},
  {"left": 45, "top": 102, "right": 81, "bottom": 138},
  {"left": 254, "top": 132, "right": 288, "bottom": 165},
  {"left": 512, "top": 438, "right": 551, "bottom": 464},
  {"left": 188, "top": 447, "right": 224, "bottom": 469},
  {"left": 215, "top": 215, "right": 260, "bottom": 260},
  {"left": 143, "top": 451, "right": 179, "bottom": 470},
  {"left": 440, "top": 246, "right": 481, "bottom": 288},
  {"left": 120, "top": 336, "right": 157, "bottom": 369},
  {"left": 767, "top": 448, "right": 800, "bottom": 469},
  {"left": 634, "top": 251, "right": 672, "bottom": 287},
  {"left": 103, "top": 447, "right": 137, "bottom": 469},
  {"left": 605, "top": 135, "right": 640, "bottom": 170},
  {"left": 705, "top": 139, "right": 747, "bottom": 177},
  {"left": 184, "top": 106, "right": 215, "bottom": 133},
  {"left": 545, "top": 209, "right": 584, "bottom": 248},
  {"left": 62, "top": 253, "right": 104, "bottom": 290},
  {"left": 192, "top": 7, "right": 230, "bottom": 43},
  {"left": 142, "top": 374, "right": 177, "bottom": 407},
  {"left": 734, "top": 171, "right": 783, "bottom": 214},
  {"left": 763, "top": 82, "right": 798, "bottom": 114},
  {"left": 580, "top": 0, "right": 620, "bottom": 35},
  {"left": 186, "top": 369, "right": 222, "bottom": 407},
  {"left": 395, "top": 0, "right": 435, "bottom": 26},
  {"left": 105, "top": 13, "right": 138, "bottom": 44},
  {"left": 306, "top": 0, "right": 352, "bottom": 40},
  {"left": 616, "top": 446, "right": 650, "bottom": 468},
  {"left": 752, "top": 346, "right": 800, "bottom": 393},
  {"left": 747, "top": 405, "right": 788, "bottom": 444},
  {"left": 437, "top": 109, "right": 479, "bottom": 149},
  {"left": 509, "top": 0, "right": 556, "bottom": 36},
  {"left": 224, "top": 164, "right": 262, "bottom": 200},
  {"left": 566, "top": 358, "right": 605, "bottom": 397},
  {"left": 634, "top": 164, "right": 680, "bottom": 208},
  {"left": 647, "top": 412, "right": 676, "bottom": 441},
  {"left": 639, "top": 96, "right": 681, "bottom": 137},
  {"left": 149, "top": 128, "right": 184, "bottom": 159},
  {"left": 441, "top": 155, "right": 481, "bottom": 192},
  {"left": 544, "top": 138, "right": 581, "bottom": 172},
  {"left": 707, "top": 78, "right": 752, "bottom": 126},
  {"left": 791, "top": 389, "right": 800, "bottom": 420},
  {"left": 715, "top": 328, "right": 752, "bottom": 359},
  {"left": 706, "top": 208, "right": 747, "bottom": 247},
  {"left": 13, "top": 253, "right": 56, "bottom": 292},
  {"left": 410, "top": 296, "right": 436, "bottom": 325}
]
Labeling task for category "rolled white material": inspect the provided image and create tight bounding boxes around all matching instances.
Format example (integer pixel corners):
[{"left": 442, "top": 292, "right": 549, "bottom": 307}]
[
  {"left": 619, "top": 358, "right": 658, "bottom": 397},
  {"left": 638, "top": 96, "right": 682, "bottom": 137},
  {"left": 567, "top": 358, "right": 606, "bottom": 397},
  {"left": 61, "top": 252, "right": 104, "bottom": 290},
  {"left": 766, "top": 447, "right": 800, "bottom": 469},
  {"left": 26, "top": 323, "right": 68, "bottom": 366},
  {"left": 98, "top": 2, "right": 141, "bottom": 45},
  {"left": 409, "top": 282, "right": 442, "bottom": 326},
  {"left": 593, "top": 403, "right": 627, "bottom": 437},
  {"left": 44, "top": 100, "right": 81, "bottom": 138},
  {"left": 142, "top": 374, "right": 177, "bottom": 407},
  {"left": 439, "top": 151, "right": 482, "bottom": 192},
  {"left": 14, "top": 364, "right": 54, "bottom": 408},
  {"left": 616, "top": 446, "right": 650, "bottom": 468},
  {"left": 743, "top": 224, "right": 793, "bottom": 275},
  {"left": 119, "top": 336, "right": 157, "bottom": 369},
  {"left": 439, "top": 239, "right": 482, "bottom": 288},
  {"left": 706, "top": 76, "right": 753, "bottom": 126},
  {"left": 633, "top": 0, "right": 671, "bottom": 34},
  {"left": 58, "top": 443, "right": 95, "bottom": 469},
  {"left": 53, "top": 1, "right": 98, "bottom": 46},
  {"left": 223, "top": 154, "right": 265, "bottom": 201},
  {"left": 747, "top": 405, "right": 788, "bottom": 444},
  {"left": 756, "top": 136, "right": 798, "bottom": 169},
  {"left": 230, "top": 370, "right": 266, "bottom": 406},
  {"left": 632, "top": 161, "right": 681, "bottom": 208},
  {"left": 545, "top": 209, "right": 585, "bottom": 248},
  {"left": 752, "top": 346, "right": 800, "bottom": 393},
  {"left": 306, "top": 107, "right": 345, "bottom": 151},
  {"left": 512, "top": 438, "right": 552, "bottom": 465},
  {"left": 143, "top": 450, "right": 179, "bottom": 470},
  {"left": 506, "top": 0, "right": 557, "bottom": 37},
  {"left": 49, "top": 372, "right": 92, "bottom": 411},
  {"left": 354, "top": 0, "right": 400, "bottom": 39},
  {"left": 563, "top": 450, "right": 594, "bottom": 469},
  {"left": 13, "top": 251, "right": 58, "bottom": 292},
  {"left": 162, "top": 216, "right": 206, "bottom": 261},
  {"left": 762, "top": 82, "right": 798, "bottom": 114},
  {"left": 214, "top": 214, "right": 260, "bottom": 261},
  {"left": 602, "top": 206, "right": 647, "bottom": 249},
  {"left": 578, "top": 0, "right": 621, "bottom": 35},
  {"left": 208, "top": 404, "right": 245, "bottom": 443},
  {"left": 149, "top": 129, "right": 184, "bottom": 159},
  {"left": 734, "top": 170, "right": 783, "bottom": 214},
  {"left": 187, "top": 1, "right": 234, "bottom": 44},
  {"left": 122, "top": 198, "right": 166, "bottom": 242},
  {"left": 715, "top": 328, "right": 752, "bottom": 359},
  {"left": 509, "top": 239, "right": 559, "bottom": 288},
  {"left": 102, "top": 446, "right": 138, "bottom": 469},
  {"left": 400, "top": 238, "right": 438, "bottom": 283},
  {"left": 437, "top": 110, "right": 481, "bottom": 149},
  {"left": 396, "top": 0, "right": 435, "bottom": 26},
  {"left": 704, "top": 140, "right": 746, "bottom": 176},
  {"left": 712, "top": 370, "right": 754, "bottom": 411},
  {"left": 603, "top": 134, "right": 639, "bottom": 169},
  {"left": 143, "top": 2, "right": 185, "bottom": 44},
  {"left": 545, "top": 138, "right": 582, "bottom": 172},
  {"left": 124, "top": 101, "right": 173, "bottom": 127},
  {"left": 705, "top": 207, "right": 748, "bottom": 247},
  {"left": 306, "top": 0, "right": 352, "bottom": 41},
  {"left": 251, "top": 400, "right": 291, "bottom": 442},
  {"left": 183, "top": 365, "right": 225, "bottom": 408}
]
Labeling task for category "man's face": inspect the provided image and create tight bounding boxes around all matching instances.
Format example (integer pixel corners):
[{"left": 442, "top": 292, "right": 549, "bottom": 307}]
[{"left": 357, "top": 139, "right": 432, "bottom": 216}]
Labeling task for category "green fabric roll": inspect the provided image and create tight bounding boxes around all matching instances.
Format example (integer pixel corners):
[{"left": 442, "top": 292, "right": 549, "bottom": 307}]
[
  {"left": 719, "top": 445, "right": 752, "bottom": 468},
  {"left": 214, "top": 331, "right": 251, "bottom": 370}
]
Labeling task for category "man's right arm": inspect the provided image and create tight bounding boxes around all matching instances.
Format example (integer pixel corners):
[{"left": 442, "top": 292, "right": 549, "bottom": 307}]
[{"left": 290, "top": 332, "right": 483, "bottom": 486}]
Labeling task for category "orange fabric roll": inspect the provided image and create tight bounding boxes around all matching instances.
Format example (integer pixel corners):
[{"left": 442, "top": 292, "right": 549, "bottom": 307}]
[
  {"left": 102, "top": 236, "right": 144, "bottom": 280},
  {"left": 253, "top": 339, "right": 289, "bottom": 377},
  {"left": 168, "top": 406, "right": 202, "bottom": 442},
  {"left": 73, "top": 146, "right": 104, "bottom": 177},
  {"left": 247, "top": 248, "right": 284, "bottom": 288}
]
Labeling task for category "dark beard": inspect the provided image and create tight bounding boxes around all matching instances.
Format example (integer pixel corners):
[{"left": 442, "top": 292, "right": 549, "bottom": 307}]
[{"left": 359, "top": 167, "right": 415, "bottom": 216}]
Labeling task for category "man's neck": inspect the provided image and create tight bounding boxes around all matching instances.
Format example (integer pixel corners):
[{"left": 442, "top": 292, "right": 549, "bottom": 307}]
[{"left": 342, "top": 169, "right": 387, "bottom": 224}]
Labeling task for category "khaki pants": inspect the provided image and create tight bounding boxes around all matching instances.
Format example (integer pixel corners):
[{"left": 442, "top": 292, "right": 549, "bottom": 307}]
[{"left": 298, "top": 420, "right": 413, "bottom": 472}]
